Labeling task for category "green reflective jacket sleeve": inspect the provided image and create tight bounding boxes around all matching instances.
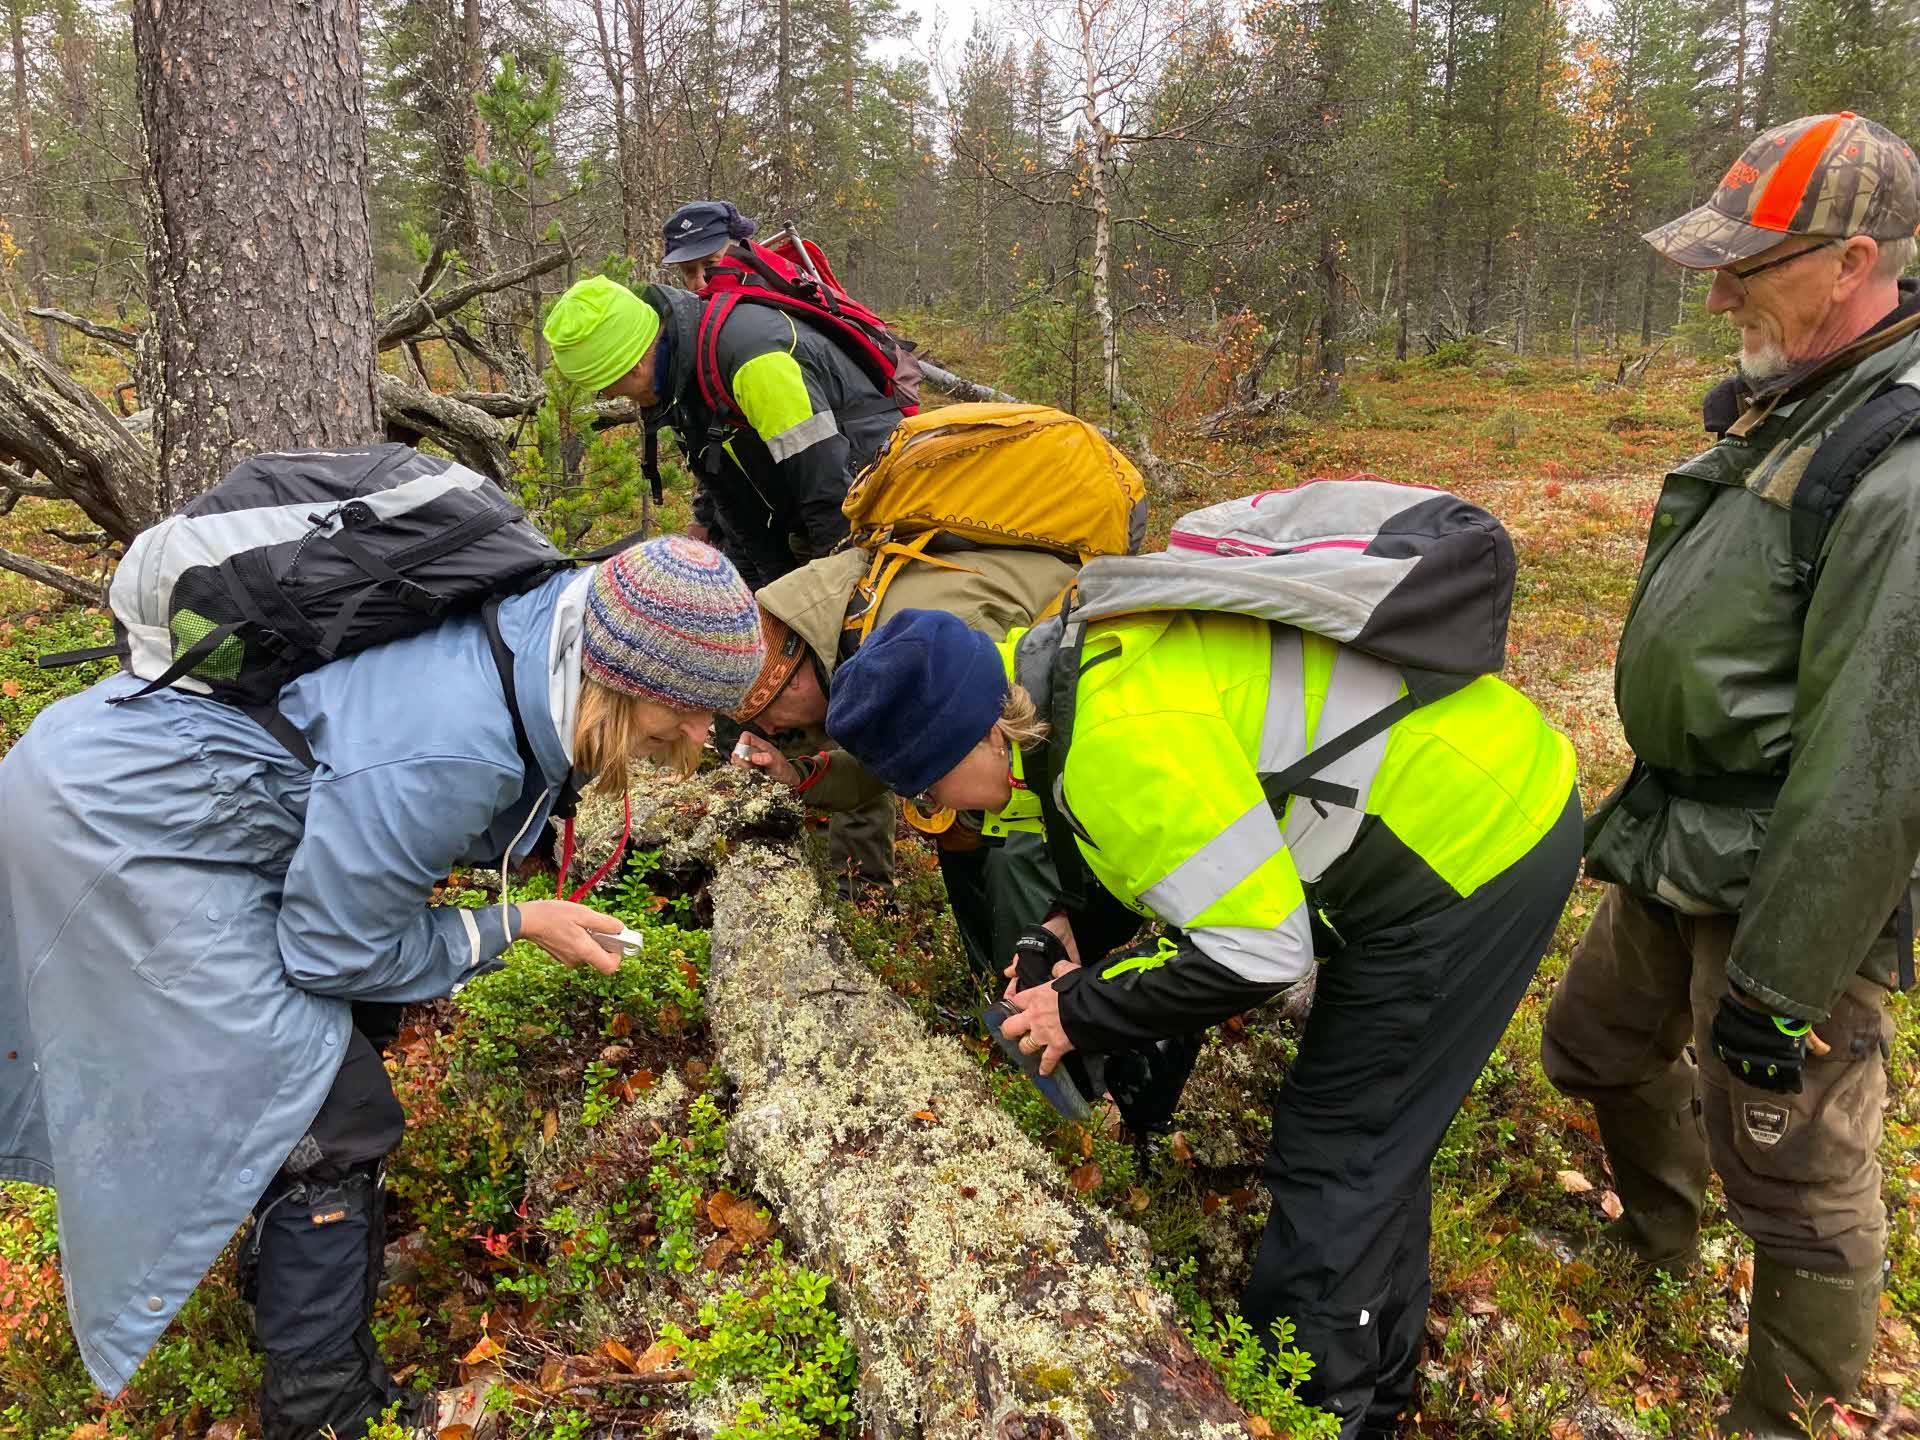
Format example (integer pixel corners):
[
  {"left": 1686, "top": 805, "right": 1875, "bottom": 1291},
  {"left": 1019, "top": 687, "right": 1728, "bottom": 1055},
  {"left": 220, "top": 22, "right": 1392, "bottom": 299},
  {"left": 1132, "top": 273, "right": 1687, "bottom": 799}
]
[{"left": 1729, "top": 450, "right": 1920, "bottom": 1019}]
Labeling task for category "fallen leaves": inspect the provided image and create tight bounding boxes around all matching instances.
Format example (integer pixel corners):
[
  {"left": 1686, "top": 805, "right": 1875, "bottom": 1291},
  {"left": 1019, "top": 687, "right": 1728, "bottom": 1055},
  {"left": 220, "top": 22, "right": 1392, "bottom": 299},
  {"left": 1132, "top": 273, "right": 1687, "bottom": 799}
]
[
  {"left": 707, "top": 1190, "right": 774, "bottom": 1243},
  {"left": 1555, "top": 1168, "right": 1594, "bottom": 1194},
  {"left": 1598, "top": 1189, "right": 1624, "bottom": 1220},
  {"left": 461, "top": 1333, "right": 504, "bottom": 1366},
  {"left": 1067, "top": 1162, "right": 1102, "bottom": 1194}
]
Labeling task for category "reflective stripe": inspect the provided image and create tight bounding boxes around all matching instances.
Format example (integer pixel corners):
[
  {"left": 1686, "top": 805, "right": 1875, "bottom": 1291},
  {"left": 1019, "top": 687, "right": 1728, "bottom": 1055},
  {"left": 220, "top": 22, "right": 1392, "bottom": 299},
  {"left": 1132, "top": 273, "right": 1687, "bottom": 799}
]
[
  {"left": 459, "top": 909, "right": 481, "bottom": 968},
  {"left": 1188, "top": 903, "right": 1315, "bottom": 984},
  {"left": 1283, "top": 646, "right": 1402, "bottom": 881},
  {"left": 1139, "top": 800, "right": 1281, "bottom": 926},
  {"left": 764, "top": 408, "right": 840, "bottom": 462},
  {"left": 1258, "top": 627, "right": 1306, "bottom": 773}
]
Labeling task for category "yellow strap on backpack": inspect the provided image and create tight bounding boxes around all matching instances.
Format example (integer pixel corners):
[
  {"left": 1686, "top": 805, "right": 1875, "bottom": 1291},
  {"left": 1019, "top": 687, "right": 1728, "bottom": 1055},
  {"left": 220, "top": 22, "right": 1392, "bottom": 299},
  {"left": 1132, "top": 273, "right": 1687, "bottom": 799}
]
[{"left": 842, "top": 530, "right": 981, "bottom": 646}]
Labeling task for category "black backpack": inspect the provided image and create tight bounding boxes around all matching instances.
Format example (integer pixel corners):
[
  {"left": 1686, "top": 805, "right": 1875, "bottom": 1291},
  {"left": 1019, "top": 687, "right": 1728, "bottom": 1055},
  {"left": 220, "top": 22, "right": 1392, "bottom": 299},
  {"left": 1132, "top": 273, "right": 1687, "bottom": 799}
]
[{"left": 42, "top": 444, "right": 603, "bottom": 769}]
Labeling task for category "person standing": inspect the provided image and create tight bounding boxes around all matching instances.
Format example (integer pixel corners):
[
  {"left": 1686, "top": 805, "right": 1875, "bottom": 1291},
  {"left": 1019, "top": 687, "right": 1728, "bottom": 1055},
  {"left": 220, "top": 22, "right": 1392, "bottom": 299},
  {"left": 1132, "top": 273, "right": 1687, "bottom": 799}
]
[{"left": 1542, "top": 111, "right": 1920, "bottom": 1437}]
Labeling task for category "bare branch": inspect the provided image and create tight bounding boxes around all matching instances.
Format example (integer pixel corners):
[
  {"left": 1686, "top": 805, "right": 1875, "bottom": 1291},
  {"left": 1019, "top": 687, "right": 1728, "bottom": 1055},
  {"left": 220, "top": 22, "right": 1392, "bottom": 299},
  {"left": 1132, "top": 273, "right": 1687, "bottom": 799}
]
[
  {"left": 377, "top": 248, "right": 572, "bottom": 351},
  {"left": 0, "top": 542, "right": 103, "bottom": 605},
  {"left": 28, "top": 306, "right": 139, "bottom": 350}
]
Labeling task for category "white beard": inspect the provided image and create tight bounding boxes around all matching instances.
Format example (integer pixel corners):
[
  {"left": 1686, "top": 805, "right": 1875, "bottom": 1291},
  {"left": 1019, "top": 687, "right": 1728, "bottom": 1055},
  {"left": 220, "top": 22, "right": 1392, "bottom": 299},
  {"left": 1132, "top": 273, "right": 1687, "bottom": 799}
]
[{"left": 1738, "top": 339, "right": 1791, "bottom": 385}]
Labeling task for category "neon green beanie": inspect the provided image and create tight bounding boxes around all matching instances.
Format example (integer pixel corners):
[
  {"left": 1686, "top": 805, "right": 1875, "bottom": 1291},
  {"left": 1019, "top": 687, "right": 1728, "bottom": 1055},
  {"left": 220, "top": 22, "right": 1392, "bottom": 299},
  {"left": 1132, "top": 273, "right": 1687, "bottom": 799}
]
[{"left": 544, "top": 276, "right": 662, "bottom": 390}]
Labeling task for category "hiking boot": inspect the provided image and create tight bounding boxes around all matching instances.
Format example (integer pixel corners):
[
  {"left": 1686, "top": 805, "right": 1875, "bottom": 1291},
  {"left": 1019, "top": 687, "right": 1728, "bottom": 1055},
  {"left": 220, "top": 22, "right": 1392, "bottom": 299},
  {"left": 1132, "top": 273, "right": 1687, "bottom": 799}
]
[
  {"left": 1719, "top": 1256, "right": 1879, "bottom": 1439},
  {"left": 1590, "top": 1095, "right": 1710, "bottom": 1271}
]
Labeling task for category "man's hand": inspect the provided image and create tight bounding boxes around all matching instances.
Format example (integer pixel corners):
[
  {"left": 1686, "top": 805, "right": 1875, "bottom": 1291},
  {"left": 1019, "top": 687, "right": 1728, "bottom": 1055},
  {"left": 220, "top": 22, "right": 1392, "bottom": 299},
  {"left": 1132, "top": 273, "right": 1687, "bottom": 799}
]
[
  {"left": 515, "top": 899, "right": 622, "bottom": 975},
  {"left": 1711, "top": 991, "right": 1828, "bottom": 1093},
  {"left": 1003, "top": 922, "right": 1080, "bottom": 999},
  {"left": 1000, "top": 980, "right": 1075, "bottom": 1076},
  {"left": 729, "top": 732, "right": 801, "bottom": 788}
]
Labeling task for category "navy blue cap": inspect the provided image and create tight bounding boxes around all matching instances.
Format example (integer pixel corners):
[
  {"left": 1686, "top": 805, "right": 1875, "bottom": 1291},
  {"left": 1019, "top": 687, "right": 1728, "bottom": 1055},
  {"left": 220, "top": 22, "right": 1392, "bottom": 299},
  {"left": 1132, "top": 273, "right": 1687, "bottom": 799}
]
[
  {"left": 826, "top": 610, "right": 1010, "bottom": 798},
  {"left": 662, "top": 200, "right": 757, "bottom": 264}
]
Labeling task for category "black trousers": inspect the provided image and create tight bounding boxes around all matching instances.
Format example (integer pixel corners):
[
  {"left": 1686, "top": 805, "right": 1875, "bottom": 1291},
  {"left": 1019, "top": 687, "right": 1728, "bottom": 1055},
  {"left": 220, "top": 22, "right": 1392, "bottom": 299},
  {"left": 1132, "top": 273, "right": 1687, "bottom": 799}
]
[
  {"left": 241, "top": 1005, "right": 410, "bottom": 1440},
  {"left": 1243, "top": 795, "right": 1582, "bottom": 1438}
]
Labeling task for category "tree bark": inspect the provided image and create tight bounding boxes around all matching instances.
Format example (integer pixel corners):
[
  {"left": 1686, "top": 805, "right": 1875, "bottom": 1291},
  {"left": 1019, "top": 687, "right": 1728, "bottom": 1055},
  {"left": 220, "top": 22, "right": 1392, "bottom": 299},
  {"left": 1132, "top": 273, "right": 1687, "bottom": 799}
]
[
  {"left": 9, "top": 0, "right": 58, "bottom": 363},
  {"left": 132, "top": 0, "right": 381, "bottom": 510},
  {"left": 590, "top": 0, "right": 639, "bottom": 256},
  {"left": 0, "top": 310, "right": 152, "bottom": 543},
  {"left": 1733, "top": 0, "right": 1746, "bottom": 132}
]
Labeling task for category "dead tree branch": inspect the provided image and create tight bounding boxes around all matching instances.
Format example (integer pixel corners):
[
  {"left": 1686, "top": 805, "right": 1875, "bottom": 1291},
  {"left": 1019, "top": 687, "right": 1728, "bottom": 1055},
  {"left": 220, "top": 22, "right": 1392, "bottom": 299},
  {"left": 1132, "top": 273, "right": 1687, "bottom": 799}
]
[
  {"left": 376, "top": 248, "right": 570, "bottom": 351},
  {"left": 28, "top": 307, "right": 139, "bottom": 351},
  {"left": 0, "top": 310, "right": 155, "bottom": 541},
  {"left": 0, "top": 543, "right": 103, "bottom": 605}
]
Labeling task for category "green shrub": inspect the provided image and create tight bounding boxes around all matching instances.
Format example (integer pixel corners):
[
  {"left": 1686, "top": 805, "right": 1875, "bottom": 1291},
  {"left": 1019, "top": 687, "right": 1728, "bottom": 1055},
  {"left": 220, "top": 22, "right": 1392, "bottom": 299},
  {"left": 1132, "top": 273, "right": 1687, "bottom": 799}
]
[{"left": 0, "top": 609, "right": 115, "bottom": 755}]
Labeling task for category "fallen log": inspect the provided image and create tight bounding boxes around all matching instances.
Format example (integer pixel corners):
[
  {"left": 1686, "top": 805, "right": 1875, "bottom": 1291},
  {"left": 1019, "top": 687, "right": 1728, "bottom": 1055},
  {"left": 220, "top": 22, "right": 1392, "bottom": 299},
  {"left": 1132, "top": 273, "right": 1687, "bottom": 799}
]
[{"left": 703, "top": 829, "right": 1256, "bottom": 1439}]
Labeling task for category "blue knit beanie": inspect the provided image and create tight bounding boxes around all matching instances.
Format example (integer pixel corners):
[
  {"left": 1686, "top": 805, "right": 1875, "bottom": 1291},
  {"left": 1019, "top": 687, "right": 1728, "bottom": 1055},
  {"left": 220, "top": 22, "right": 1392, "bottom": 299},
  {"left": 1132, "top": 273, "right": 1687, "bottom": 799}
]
[
  {"left": 583, "top": 536, "right": 764, "bottom": 712},
  {"left": 826, "top": 609, "right": 1009, "bottom": 796}
]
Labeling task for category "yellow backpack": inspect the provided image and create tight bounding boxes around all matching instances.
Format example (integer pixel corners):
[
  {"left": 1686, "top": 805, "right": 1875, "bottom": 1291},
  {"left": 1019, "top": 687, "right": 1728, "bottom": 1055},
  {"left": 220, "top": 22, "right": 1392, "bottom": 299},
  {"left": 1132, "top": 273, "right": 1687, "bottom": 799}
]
[{"left": 838, "top": 403, "right": 1148, "bottom": 645}]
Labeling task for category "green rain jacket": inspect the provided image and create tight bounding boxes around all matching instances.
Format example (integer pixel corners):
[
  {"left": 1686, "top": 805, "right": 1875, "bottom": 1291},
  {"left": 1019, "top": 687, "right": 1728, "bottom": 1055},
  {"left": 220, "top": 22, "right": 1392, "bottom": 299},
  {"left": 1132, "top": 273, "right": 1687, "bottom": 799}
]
[{"left": 1585, "top": 291, "right": 1920, "bottom": 1021}]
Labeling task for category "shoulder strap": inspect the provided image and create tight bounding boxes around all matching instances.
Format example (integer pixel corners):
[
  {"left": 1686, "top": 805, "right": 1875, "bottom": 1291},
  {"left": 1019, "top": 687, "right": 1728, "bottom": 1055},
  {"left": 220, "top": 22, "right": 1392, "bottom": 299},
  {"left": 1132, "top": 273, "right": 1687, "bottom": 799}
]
[
  {"left": 482, "top": 597, "right": 541, "bottom": 785},
  {"left": 1026, "top": 607, "right": 1122, "bottom": 913},
  {"left": 1791, "top": 379, "right": 1920, "bottom": 591},
  {"left": 1258, "top": 692, "right": 1420, "bottom": 816}
]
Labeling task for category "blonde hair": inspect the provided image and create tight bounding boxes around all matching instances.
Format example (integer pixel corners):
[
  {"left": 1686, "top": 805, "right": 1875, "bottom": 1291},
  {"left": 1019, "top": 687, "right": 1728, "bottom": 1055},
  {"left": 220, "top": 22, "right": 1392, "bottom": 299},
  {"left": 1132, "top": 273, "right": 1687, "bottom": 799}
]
[
  {"left": 997, "top": 684, "right": 1049, "bottom": 750},
  {"left": 573, "top": 679, "right": 702, "bottom": 795}
]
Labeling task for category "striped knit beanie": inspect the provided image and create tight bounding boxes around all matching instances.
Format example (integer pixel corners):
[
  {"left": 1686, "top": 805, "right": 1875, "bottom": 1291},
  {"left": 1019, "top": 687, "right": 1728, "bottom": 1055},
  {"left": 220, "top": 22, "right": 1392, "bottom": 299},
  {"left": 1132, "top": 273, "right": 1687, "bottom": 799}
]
[{"left": 582, "top": 537, "right": 764, "bottom": 712}]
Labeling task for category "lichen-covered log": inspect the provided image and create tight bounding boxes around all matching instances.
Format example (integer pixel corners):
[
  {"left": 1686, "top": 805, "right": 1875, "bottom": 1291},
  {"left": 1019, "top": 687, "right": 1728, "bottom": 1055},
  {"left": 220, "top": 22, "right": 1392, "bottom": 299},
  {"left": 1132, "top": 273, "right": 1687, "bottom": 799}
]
[{"left": 704, "top": 836, "right": 1255, "bottom": 1440}]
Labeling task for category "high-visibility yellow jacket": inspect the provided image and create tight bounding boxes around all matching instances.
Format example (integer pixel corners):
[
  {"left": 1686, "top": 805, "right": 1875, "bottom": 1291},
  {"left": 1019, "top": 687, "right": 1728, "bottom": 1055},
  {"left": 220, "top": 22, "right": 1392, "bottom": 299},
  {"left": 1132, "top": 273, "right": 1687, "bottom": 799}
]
[{"left": 993, "top": 611, "right": 1577, "bottom": 1048}]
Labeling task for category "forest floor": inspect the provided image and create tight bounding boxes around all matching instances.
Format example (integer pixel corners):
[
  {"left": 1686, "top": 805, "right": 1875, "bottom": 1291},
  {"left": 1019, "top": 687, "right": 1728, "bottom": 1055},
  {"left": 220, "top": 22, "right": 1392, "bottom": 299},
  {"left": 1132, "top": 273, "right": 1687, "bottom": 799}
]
[{"left": 1, "top": 326, "right": 1918, "bottom": 1440}]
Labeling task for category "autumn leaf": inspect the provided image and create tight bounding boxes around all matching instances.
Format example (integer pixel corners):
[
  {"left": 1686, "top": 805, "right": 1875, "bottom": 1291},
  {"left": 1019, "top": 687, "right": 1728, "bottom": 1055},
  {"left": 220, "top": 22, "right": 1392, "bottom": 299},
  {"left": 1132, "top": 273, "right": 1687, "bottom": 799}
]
[
  {"left": 702, "top": 1233, "right": 738, "bottom": 1270},
  {"left": 1462, "top": 1294, "right": 1500, "bottom": 1317},
  {"left": 1549, "top": 1418, "right": 1586, "bottom": 1440},
  {"left": 1246, "top": 1419, "right": 1274, "bottom": 1438},
  {"left": 708, "top": 1191, "right": 775, "bottom": 1243},
  {"left": 1732, "top": 1255, "right": 1755, "bottom": 1301},
  {"left": 911, "top": 1109, "right": 938, "bottom": 1123},
  {"left": 540, "top": 1109, "right": 557, "bottom": 1145},
  {"left": 1068, "top": 1162, "right": 1101, "bottom": 1194},
  {"left": 438, "top": 1427, "right": 474, "bottom": 1440},
  {"left": 1555, "top": 1169, "right": 1593, "bottom": 1194},
  {"left": 658, "top": 1001, "right": 686, "bottom": 1036},
  {"left": 462, "top": 1333, "right": 504, "bottom": 1365},
  {"left": 1201, "top": 1190, "right": 1222, "bottom": 1216},
  {"left": 1169, "top": 1131, "right": 1194, "bottom": 1165},
  {"left": 608, "top": 1012, "right": 632, "bottom": 1039},
  {"left": 634, "top": 1339, "right": 682, "bottom": 1374},
  {"left": 0, "top": 679, "right": 19, "bottom": 698},
  {"left": 537, "top": 1356, "right": 568, "bottom": 1392},
  {"left": 1598, "top": 1189, "right": 1624, "bottom": 1220},
  {"left": 601, "top": 1338, "right": 636, "bottom": 1371},
  {"left": 1127, "top": 1187, "right": 1150, "bottom": 1213}
]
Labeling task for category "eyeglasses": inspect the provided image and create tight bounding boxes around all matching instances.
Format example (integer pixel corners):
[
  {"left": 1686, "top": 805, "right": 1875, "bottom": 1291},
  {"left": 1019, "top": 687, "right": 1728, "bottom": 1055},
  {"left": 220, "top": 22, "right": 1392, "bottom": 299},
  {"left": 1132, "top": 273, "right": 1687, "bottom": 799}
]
[{"left": 1717, "top": 239, "right": 1842, "bottom": 301}]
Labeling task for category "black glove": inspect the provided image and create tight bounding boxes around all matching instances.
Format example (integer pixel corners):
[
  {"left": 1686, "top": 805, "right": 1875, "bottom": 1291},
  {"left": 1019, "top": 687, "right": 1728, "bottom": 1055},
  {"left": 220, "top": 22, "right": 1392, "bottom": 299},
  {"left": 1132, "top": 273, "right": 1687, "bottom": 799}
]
[
  {"left": 1711, "top": 994, "right": 1814, "bottom": 1094},
  {"left": 1009, "top": 924, "right": 1070, "bottom": 991}
]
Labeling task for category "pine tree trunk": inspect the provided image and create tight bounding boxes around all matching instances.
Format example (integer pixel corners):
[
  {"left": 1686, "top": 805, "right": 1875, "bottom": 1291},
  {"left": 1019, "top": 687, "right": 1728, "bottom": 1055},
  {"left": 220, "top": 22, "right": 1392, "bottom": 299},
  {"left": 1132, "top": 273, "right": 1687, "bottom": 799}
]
[
  {"left": 1318, "top": 224, "right": 1344, "bottom": 403},
  {"left": 1394, "top": 0, "right": 1418, "bottom": 361},
  {"left": 1733, "top": 0, "right": 1746, "bottom": 132},
  {"left": 592, "top": 0, "right": 638, "bottom": 257},
  {"left": 1639, "top": 242, "right": 1657, "bottom": 346},
  {"left": 1571, "top": 268, "right": 1583, "bottom": 364},
  {"left": 9, "top": 0, "right": 57, "bottom": 363},
  {"left": 133, "top": 0, "right": 379, "bottom": 510},
  {"left": 776, "top": 0, "right": 793, "bottom": 215},
  {"left": 1753, "top": 0, "right": 1782, "bottom": 129}
]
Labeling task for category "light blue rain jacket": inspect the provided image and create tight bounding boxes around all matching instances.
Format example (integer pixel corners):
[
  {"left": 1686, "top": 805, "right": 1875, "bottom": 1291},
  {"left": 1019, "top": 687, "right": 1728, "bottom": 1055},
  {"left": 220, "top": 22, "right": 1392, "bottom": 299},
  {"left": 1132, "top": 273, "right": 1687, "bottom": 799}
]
[{"left": 0, "top": 567, "right": 594, "bottom": 1393}]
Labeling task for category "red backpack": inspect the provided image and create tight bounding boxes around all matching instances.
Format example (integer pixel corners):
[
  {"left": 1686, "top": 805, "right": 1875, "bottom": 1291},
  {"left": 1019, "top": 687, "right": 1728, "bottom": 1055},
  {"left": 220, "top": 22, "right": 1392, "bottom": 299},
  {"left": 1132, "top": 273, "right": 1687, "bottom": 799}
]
[{"left": 694, "top": 229, "right": 922, "bottom": 427}]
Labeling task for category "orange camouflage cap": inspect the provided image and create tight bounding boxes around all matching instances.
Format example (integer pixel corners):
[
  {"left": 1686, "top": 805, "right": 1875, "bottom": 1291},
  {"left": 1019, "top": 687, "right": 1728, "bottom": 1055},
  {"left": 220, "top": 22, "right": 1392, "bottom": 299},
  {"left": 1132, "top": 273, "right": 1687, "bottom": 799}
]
[
  {"left": 1644, "top": 111, "right": 1920, "bottom": 269},
  {"left": 727, "top": 609, "right": 810, "bottom": 724}
]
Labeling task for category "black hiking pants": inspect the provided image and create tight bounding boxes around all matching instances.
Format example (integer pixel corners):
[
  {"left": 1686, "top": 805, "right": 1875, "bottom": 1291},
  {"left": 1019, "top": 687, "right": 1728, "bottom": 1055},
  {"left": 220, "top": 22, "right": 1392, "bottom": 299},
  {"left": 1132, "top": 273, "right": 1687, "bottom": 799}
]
[
  {"left": 240, "top": 1005, "right": 410, "bottom": 1440},
  {"left": 1243, "top": 794, "right": 1581, "bottom": 1438}
]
